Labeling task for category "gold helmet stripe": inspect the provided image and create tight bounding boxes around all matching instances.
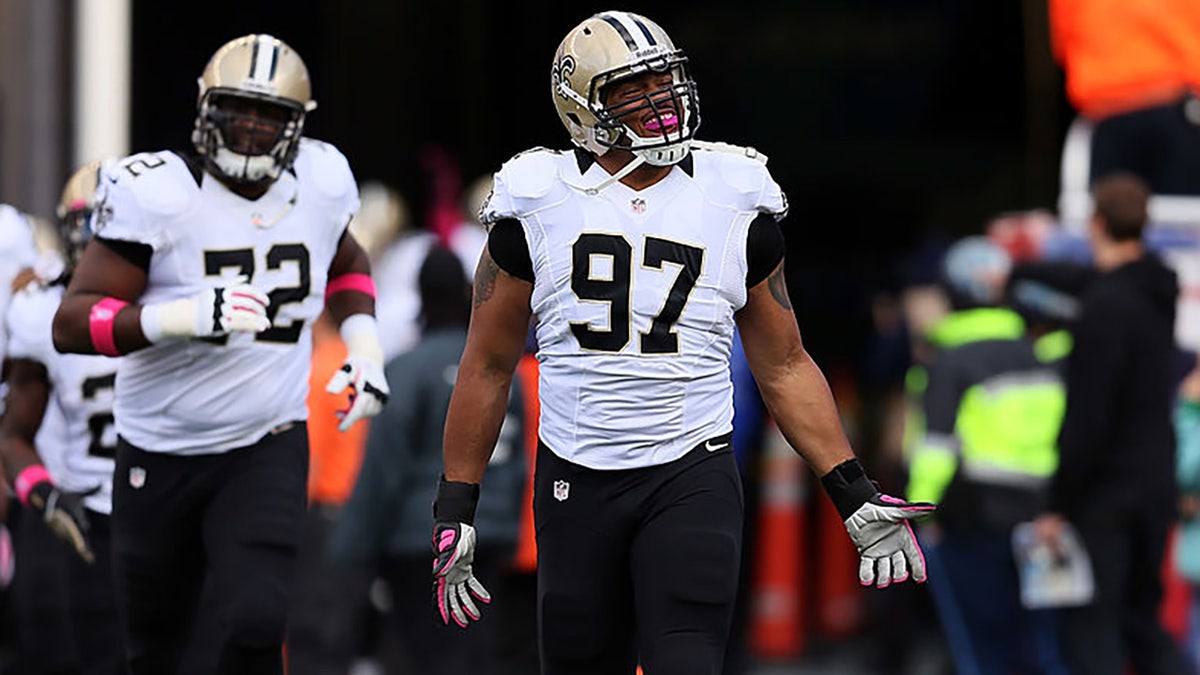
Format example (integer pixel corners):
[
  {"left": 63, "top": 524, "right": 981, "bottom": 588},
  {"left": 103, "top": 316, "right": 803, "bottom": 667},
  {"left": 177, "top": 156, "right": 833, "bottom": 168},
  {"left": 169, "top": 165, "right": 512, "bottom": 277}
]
[{"left": 249, "top": 34, "right": 279, "bottom": 83}]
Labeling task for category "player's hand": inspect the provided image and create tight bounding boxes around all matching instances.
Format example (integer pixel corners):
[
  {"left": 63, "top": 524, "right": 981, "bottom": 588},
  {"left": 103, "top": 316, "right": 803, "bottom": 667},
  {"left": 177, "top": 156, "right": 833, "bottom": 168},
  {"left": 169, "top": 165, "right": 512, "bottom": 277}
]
[
  {"left": 820, "top": 458, "right": 935, "bottom": 588},
  {"left": 195, "top": 279, "right": 271, "bottom": 337},
  {"left": 140, "top": 276, "right": 270, "bottom": 342},
  {"left": 844, "top": 494, "right": 935, "bottom": 587},
  {"left": 325, "top": 355, "right": 389, "bottom": 432},
  {"left": 27, "top": 482, "right": 98, "bottom": 564},
  {"left": 431, "top": 521, "right": 491, "bottom": 627}
]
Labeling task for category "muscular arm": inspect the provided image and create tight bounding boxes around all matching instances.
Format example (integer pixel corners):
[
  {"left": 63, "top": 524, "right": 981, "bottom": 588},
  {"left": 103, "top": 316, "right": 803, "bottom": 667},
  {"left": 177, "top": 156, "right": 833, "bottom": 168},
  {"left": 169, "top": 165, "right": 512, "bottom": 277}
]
[
  {"left": 52, "top": 239, "right": 150, "bottom": 355},
  {"left": 442, "top": 248, "right": 532, "bottom": 484},
  {"left": 735, "top": 261, "right": 854, "bottom": 476},
  {"left": 324, "top": 230, "right": 375, "bottom": 323},
  {"left": 0, "top": 359, "right": 50, "bottom": 481}
]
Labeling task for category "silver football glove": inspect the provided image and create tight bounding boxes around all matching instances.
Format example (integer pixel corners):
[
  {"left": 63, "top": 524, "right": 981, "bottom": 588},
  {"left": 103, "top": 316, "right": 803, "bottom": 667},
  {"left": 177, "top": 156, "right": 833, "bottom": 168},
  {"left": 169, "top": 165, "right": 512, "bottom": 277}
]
[
  {"left": 431, "top": 521, "right": 491, "bottom": 627},
  {"left": 821, "top": 459, "right": 935, "bottom": 588}
]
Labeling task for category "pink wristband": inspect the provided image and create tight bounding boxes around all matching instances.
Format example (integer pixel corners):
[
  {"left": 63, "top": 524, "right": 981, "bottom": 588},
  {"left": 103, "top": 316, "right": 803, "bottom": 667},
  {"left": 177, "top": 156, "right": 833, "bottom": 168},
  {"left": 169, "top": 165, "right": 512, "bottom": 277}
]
[
  {"left": 14, "top": 465, "right": 52, "bottom": 507},
  {"left": 88, "top": 297, "right": 129, "bottom": 357},
  {"left": 325, "top": 273, "right": 376, "bottom": 300}
]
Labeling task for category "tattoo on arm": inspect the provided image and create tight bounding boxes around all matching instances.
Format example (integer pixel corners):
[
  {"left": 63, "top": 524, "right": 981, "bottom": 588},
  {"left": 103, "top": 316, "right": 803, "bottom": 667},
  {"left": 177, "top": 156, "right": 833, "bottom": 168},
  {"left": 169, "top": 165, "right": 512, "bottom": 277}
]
[
  {"left": 473, "top": 251, "right": 500, "bottom": 310},
  {"left": 767, "top": 266, "right": 792, "bottom": 310}
]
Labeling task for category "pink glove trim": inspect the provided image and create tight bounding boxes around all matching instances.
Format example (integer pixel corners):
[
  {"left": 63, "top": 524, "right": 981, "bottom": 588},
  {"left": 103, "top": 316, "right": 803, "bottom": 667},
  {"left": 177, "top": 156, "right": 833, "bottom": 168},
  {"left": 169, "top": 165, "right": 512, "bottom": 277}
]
[
  {"left": 325, "top": 273, "right": 376, "bottom": 300},
  {"left": 14, "top": 465, "right": 52, "bottom": 507},
  {"left": 88, "top": 297, "right": 129, "bottom": 356}
]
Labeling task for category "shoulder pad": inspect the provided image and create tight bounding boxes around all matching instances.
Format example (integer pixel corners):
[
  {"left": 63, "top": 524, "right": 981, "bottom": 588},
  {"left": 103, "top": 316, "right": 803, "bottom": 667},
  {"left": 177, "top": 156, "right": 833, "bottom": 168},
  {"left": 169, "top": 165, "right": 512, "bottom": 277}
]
[
  {"left": 497, "top": 147, "right": 564, "bottom": 201},
  {"left": 106, "top": 152, "right": 197, "bottom": 218},
  {"left": 691, "top": 140, "right": 769, "bottom": 165},
  {"left": 691, "top": 144, "right": 783, "bottom": 214},
  {"left": 294, "top": 138, "right": 357, "bottom": 202}
]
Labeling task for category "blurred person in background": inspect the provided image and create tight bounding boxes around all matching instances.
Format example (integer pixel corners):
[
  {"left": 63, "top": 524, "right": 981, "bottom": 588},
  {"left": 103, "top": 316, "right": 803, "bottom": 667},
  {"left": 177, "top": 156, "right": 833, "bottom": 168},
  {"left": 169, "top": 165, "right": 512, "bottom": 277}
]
[
  {"left": 906, "top": 237, "right": 1067, "bottom": 675},
  {"left": 0, "top": 197, "right": 39, "bottom": 672},
  {"left": 1174, "top": 362, "right": 1200, "bottom": 674},
  {"left": 332, "top": 246, "right": 526, "bottom": 675},
  {"left": 1050, "top": 0, "right": 1200, "bottom": 194},
  {"left": 1, "top": 162, "right": 124, "bottom": 675},
  {"left": 1004, "top": 261, "right": 1091, "bottom": 371},
  {"left": 368, "top": 174, "right": 489, "bottom": 361},
  {"left": 431, "top": 10, "right": 934, "bottom": 675},
  {"left": 286, "top": 309, "right": 374, "bottom": 675},
  {"left": 1034, "top": 173, "right": 1189, "bottom": 675},
  {"left": 49, "top": 34, "right": 388, "bottom": 674}
]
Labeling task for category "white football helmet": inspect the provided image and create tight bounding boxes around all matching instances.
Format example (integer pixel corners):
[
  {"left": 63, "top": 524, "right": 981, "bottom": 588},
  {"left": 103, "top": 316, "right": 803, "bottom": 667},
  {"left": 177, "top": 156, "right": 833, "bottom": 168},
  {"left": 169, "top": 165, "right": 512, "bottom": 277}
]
[
  {"left": 191, "top": 34, "right": 316, "bottom": 187},
  {"left": 552, "top": 11, "right": 700, "bottom": 166}
]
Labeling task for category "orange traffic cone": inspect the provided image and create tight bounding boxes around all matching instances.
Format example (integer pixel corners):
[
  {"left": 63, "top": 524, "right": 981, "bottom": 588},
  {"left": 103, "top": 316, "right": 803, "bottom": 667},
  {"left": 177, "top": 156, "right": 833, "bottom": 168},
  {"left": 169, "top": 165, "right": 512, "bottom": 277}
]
[
  {"left": 811, "top": 488, "right": 864, "bottom": 639},
  {"left": 749, "top": 420, "right": 807, "bottom": 660}
]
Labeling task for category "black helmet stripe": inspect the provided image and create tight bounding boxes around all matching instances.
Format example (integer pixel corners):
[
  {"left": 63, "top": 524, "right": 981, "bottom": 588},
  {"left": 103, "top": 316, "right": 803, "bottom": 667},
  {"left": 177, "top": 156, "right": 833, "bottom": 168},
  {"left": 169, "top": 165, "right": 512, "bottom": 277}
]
[
  {"left": 599, "top": 14, "right": 639, "bottom": 50},
  {"left": 249, "top": 35, "right": 278, "bottom": 83},
  {"left": 630, "top": 16, "right": 657, "bottom": 45}
]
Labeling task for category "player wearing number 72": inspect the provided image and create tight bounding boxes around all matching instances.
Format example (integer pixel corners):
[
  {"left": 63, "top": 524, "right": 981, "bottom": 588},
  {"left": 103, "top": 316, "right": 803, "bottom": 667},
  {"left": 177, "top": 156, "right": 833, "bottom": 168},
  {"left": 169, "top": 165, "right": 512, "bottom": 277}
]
[
  {"left": 433, "top": 10, "right": 934, "bottom": 675},
  {"left": 50, "top": 34, "right": 388, "bottom": 674}
]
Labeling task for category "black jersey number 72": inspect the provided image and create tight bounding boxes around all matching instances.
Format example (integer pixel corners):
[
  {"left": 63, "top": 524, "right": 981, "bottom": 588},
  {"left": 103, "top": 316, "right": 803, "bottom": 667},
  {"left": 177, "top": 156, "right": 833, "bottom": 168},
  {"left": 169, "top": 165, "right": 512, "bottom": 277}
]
[
  {"left": 202, "top": 244, "right": 310, "bottom": 344},
  {"left": 570, "top": 233, "right": 704, "bottom": 355}
]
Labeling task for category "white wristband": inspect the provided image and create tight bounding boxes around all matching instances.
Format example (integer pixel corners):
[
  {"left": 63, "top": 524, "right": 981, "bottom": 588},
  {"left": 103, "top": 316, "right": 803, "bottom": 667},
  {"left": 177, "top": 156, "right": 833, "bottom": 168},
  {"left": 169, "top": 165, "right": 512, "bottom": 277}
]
[
  {"left": 339, "top": 313, "right": 384, "bottom": 365},
  {"left": 140, "top": 297, "right": 201, "bottom": 342}
]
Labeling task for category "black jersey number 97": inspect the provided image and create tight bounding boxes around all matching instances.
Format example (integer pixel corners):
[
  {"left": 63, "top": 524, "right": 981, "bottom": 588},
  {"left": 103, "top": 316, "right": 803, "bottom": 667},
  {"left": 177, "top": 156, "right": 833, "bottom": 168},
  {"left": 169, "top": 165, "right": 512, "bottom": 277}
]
[
  {"left": 570, "top": 233, "right": 704, "bottom": 354},
  {"left": 202, "top": 244, "right": 311, "bottom": 344}
]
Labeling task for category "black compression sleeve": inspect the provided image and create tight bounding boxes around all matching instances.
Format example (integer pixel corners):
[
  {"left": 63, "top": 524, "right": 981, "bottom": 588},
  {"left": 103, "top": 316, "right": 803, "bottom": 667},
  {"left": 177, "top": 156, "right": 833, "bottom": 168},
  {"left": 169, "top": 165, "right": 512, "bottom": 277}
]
[
  {"left": 488, "top": 218, "right": 534, "bottom": 282},
  {"left": 746, "top": 213, "right": 785, "bottom": 287},
  {"left": 96, "top": 237, "right": 152, "bottom": 273}
]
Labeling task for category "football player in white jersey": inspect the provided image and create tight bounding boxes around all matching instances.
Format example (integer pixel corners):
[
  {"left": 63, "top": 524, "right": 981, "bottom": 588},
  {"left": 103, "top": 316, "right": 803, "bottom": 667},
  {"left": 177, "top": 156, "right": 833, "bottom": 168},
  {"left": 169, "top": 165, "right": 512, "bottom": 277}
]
[
  {"left": 432, "top": 11, "right": 936, "bottom": 674},
  {"left": 51, "top": 35, "right": 388, "bottom": 675},
  {"left": 1, "top": 160, "right": 125, "bottom": 674}
]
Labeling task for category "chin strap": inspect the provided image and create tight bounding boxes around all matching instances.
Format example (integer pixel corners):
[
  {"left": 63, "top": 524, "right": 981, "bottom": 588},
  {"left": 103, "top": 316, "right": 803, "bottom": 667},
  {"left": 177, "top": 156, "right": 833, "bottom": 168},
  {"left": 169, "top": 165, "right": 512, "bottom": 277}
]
[{"left": 561, "top": 154, "right": 648, "bottom": 196}]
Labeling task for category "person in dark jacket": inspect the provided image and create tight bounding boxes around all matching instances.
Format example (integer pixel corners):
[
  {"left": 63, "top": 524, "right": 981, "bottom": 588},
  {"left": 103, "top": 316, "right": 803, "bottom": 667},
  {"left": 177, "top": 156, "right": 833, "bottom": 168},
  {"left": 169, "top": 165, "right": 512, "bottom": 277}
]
[
  {"left": 330, "top": 246, "right": 526, "bottom": 675},
  {"left": 1034, "top": 172, "right": 1189, "bottom": 675}
]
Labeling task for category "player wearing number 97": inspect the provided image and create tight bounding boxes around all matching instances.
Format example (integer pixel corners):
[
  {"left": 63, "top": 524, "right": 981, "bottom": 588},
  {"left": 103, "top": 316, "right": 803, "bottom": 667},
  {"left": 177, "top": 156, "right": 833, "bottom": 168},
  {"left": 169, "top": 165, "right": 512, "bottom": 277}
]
[
  {"left": 51, "top": 34, "right": 387, "bottom": 675},
  {"left": 434, "top": 11, "right": 935, "bottom": 675},
  {"left": 0, "top": 160, "right": 125, "bottom": 674}
]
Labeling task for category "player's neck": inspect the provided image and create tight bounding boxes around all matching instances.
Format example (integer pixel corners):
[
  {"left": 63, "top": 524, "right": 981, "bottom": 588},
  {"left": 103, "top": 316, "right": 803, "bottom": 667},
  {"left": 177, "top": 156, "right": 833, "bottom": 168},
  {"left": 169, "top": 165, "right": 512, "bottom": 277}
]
[
  {"left": 209, "top": 171, "right": 271, "bottom": 201},
  {"left": 595, "top": 149, "right": 672, "bottom": 191}
]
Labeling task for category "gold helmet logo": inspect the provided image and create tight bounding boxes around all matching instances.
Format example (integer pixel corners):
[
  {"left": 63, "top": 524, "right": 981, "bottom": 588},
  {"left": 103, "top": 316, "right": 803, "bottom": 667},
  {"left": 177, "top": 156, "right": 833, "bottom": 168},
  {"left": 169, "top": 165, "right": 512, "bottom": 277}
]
[
  {"left": 192, "top": 34, "right": 314, "bottom": 187},
  {"left": 551, "top": 11, "right": 699, "bottom": 166}
]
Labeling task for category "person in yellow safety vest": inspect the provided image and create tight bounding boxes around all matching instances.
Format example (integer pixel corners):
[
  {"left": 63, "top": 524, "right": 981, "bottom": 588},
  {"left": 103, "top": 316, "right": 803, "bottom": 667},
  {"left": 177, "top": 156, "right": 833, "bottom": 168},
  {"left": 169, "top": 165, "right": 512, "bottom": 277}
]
[{"left": 907, "top": 237, "right": 1069, "bottom": 675}]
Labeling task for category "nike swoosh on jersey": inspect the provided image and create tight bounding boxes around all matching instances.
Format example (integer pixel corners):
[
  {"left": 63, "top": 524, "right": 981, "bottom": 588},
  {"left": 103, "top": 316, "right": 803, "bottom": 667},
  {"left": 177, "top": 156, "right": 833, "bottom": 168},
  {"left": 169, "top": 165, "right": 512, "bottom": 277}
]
[{"left": 705, "top": 440, "right": 729, "bottom": 452}]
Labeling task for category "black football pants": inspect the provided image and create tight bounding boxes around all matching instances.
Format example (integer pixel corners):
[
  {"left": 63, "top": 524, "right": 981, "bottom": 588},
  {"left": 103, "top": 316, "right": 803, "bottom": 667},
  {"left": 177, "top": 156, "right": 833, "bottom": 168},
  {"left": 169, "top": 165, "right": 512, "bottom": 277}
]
[
  {"left": 111, "top": 425, "right": 308, "bottom": 675},
  {"left": 534, "top": 435, "right": 743, "bottom": 675}
]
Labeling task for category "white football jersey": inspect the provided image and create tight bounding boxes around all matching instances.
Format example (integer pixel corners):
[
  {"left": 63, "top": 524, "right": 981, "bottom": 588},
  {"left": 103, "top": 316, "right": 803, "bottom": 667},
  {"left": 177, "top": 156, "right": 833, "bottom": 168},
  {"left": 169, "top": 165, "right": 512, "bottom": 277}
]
[
  {"left": 7, "top": 283, "right": 118, "bottom": 513},
  {"left": 0, "top": 206, "right": 39, "bottom": 365},
  {"left": 94, "top": 140, "right": 360, "bottom": 454},
  {"left": 482, "top": 146, "right": 787, "bottom": 469}
]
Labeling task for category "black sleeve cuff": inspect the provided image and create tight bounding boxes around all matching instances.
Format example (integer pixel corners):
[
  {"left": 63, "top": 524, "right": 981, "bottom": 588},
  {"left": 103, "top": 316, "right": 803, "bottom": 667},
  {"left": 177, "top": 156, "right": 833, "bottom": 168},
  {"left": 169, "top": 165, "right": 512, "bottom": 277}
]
[
  {"left": 488, "top": 218, "right": 534, "bottom": 282},
  {"left": 746, "top": 213, "right": 785, "bottom": 287},
  {"left": 433, "top": 476, "right": 481, "bottom": 525},
  {"left": 96, "top": 236, "right": 152, "bottom": 273},
  {"left": 820, "top": 458, "right": 878, "bottom": 520}
]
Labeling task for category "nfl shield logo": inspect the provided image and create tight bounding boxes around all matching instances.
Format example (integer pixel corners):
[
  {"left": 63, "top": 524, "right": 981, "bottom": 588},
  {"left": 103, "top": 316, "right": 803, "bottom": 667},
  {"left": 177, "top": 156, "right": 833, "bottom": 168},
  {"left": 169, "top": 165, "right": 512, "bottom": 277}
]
[
  {"left": 129, "top": 467, "right": 147, "bottom": 489},
  {"left": 553, "top": 479, "right": 570, "bottom": 502},
  {"left": 631, "top": 198, "right": 646, "bottom": 214}
]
